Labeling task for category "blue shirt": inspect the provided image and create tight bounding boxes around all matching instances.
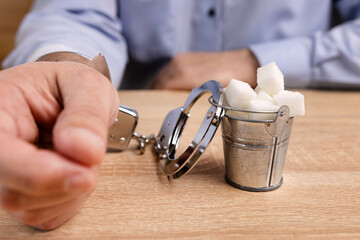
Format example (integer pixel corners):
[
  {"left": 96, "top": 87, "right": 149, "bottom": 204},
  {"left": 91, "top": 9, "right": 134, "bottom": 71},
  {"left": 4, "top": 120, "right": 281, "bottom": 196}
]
[{"left": 3, "top": 0, "right": 360, "bottom": 89}]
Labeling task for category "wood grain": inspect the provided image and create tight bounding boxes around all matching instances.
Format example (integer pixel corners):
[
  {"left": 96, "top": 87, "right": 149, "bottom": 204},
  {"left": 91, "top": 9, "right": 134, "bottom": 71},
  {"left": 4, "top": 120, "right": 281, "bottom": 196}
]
[
  {"left": 0, "top": 89, "right": 359, "bottom": 239},
  {"left": 0, "top": 0, "right": 33, "bottom": 68}
]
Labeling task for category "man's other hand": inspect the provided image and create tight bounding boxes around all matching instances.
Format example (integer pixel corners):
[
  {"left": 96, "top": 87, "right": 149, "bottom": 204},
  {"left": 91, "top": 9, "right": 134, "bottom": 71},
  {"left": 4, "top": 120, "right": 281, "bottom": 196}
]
[{"left": 151, "top": 49, "right": 259, "bottom": 90}]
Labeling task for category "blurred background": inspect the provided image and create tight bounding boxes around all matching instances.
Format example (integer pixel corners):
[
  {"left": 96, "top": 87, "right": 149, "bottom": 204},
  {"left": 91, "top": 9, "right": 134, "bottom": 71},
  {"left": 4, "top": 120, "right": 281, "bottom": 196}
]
[{"left": 0, "top": 0, "right": 32, "bottom": 69}]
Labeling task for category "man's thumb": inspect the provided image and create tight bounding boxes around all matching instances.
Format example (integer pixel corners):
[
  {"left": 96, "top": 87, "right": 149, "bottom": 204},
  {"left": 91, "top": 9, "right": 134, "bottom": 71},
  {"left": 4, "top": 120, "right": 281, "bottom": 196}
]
[{"left": 51, "top": 62, "right": 119, "bottom": 165}]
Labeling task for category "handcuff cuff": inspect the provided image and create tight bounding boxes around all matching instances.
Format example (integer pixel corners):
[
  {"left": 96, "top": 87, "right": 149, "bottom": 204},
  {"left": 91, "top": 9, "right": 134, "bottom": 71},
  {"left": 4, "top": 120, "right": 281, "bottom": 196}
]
[
  {"left": 37, "top": 52, "right": 225, "bottom": 180},
  {"left": 109, "top": 80, "right": 224, "bottom": 180},
  {"left": 107, "top": 79, "right": 225, "bottom": 180}
]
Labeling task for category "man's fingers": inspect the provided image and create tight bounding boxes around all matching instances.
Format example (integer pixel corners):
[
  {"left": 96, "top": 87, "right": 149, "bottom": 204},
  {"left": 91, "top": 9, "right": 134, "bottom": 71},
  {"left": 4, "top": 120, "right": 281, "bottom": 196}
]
[
  {"left": 0, "top": 62, "right": 118, "bottom": 166},
  {"left": 51, "top": 63, "right": 119, "bottom": 165},
  {"left": 13, "top": 193, "right": 89, "bottom": 230},
  {"left": 0, "top": 133, "right": 95, "bottom": 196},
  {"left": 0, "top": 81, "right": 39, "bottom": 142},
  {"left": 0, "top": 186, "right": 83, "bottom": 211},
  {"left": 33, "top": 197, "right": 88, "bottom": 230},
  {"left": 0, "top": 62, "right": 107, "bottom": 229}
]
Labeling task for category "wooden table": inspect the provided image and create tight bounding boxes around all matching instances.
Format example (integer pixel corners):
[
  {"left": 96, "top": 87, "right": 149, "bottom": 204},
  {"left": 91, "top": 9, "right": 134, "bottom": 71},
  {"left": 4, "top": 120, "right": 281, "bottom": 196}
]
[{"left": 1, "top": 89, "right": 360, "bottom": 239}]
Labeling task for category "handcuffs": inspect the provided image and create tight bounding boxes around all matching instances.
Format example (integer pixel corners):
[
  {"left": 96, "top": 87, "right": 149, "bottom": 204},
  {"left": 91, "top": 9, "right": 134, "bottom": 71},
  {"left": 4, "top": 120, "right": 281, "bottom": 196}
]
[
  {"left": 107, "top": 80, "right": 225, "bottom": 179},
  {"left": 37, "top": 52, "right": 225, "bottom": 180}
]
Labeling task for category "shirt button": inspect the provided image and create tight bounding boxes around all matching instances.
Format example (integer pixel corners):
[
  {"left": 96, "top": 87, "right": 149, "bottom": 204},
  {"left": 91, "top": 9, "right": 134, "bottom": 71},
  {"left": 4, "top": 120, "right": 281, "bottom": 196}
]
[{"left": 208, "top": 8, "right": 216, "bottom": 17}]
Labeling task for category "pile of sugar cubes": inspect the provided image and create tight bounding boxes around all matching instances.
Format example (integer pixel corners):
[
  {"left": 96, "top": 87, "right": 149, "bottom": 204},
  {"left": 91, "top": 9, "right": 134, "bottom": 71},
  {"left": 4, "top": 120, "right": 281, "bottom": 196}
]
[{"left": 223, "top": 62, "right": 305, "bottom": 120}]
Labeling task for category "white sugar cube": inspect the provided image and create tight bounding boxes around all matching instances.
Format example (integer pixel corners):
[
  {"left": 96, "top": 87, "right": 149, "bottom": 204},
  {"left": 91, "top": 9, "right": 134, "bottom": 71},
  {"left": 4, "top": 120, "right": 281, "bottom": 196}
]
[
  {"left": 223, "top": 86, "right": 249, "bottom": 119},
  {"left": 248, "top": 99, "right": 280, "bottom": 121},
  {"left": 222, "top": 62, "right": 305, "bottom": 121},
  {"left": 256, "top": 90, "right": 273, "bottom": 102},
  {"left": 257, "top": 62, "right": 284, "bottom": 96},
  {"left": 224, "top": 79, "right": 256, "bottom": 109},
  {"left": 273, "top": 90, "right": 305, "bottom": 117}
]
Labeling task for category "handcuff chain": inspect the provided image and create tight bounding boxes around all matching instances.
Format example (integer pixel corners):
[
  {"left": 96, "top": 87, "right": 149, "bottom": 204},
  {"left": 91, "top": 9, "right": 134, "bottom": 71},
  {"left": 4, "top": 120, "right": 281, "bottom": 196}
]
[{"left": 132, "top": 132, "right": 159, "bottom": 154}]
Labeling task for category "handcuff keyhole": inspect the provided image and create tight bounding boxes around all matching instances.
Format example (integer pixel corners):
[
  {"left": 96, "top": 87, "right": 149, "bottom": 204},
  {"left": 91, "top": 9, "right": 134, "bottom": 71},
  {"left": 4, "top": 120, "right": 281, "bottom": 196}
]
[
  {"left": 160, "top": 134, "right": 165, "bottom": 142},
  {"left": 207, "top": 111, "right": 213, "bottom": 119}
]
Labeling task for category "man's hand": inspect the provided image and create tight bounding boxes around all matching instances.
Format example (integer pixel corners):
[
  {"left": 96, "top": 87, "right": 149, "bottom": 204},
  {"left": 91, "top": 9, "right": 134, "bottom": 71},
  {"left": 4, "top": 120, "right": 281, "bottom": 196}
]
[
  {"left": 151, "top": 49, "right": 260, "bottom": 90},
  {"left": 0, "top": 62, "right": 119, "bottom": 230}
]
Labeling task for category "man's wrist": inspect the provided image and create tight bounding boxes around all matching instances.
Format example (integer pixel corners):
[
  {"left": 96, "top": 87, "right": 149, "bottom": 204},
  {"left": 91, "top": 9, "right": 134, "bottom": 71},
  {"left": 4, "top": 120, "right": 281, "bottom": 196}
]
[{"left": 36, "top": 51, "right": 111, "bottom": 81}]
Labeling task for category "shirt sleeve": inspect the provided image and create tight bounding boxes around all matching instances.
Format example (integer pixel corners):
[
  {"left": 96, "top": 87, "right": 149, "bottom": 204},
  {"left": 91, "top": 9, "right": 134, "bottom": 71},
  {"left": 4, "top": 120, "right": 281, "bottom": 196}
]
[
  {"left": 249, "top": 0, "right": 360, "bottom": 89},
  {"left": 2, "top": 0, "right": 127, "bottom": 88}
]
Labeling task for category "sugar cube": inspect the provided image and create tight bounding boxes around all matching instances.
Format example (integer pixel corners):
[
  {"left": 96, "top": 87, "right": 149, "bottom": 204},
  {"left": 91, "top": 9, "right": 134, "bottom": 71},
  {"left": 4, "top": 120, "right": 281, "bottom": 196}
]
[
  {"left": 257, "top": 62, "right": 284, "bottom": 96},
  {"left": 273, "top": 90, "right": 305, "bottom": 117},
  {"left": 224, "top": 79, "right": 256, "bottom": 109},
  {"left": 248, "top": 99, "right": 280, "bottom": 121},
  {"left": 222, "top": 62, "right": 305, "bottom": 120},
  {"left": 256, "top": 90, "right": 273, "bottom": 102}
]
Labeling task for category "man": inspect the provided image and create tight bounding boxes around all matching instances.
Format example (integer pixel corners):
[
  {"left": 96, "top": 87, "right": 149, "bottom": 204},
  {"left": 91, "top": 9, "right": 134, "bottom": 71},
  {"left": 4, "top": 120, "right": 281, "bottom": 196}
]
[{"left": 1, "top": 0, "right": 359, "bottom": 230}]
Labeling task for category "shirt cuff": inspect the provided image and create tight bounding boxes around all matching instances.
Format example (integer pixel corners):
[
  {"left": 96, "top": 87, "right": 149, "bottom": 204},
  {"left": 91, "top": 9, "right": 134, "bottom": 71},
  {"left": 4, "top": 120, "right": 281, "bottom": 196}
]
[{"left": 249, "top": 37, "right": 313, "bottom": 88}]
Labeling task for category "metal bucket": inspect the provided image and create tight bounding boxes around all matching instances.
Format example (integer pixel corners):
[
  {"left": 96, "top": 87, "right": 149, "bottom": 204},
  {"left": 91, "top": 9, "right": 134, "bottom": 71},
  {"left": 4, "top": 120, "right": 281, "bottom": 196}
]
[{"left": 221, "top": 105, "right": 293, "bottom": 192}]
